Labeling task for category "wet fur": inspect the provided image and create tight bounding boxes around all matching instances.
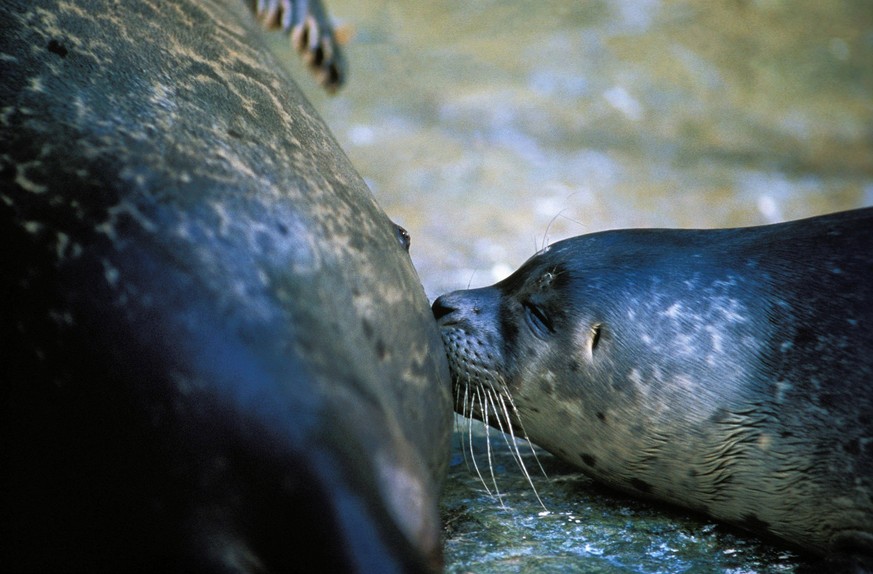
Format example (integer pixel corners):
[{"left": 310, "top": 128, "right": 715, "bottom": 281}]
[
  {"left": 0, "top": 0, "right": 449, "bottom": 571},
  {"left": 434, "top": 208, "right": 873, "bottom": 563}
]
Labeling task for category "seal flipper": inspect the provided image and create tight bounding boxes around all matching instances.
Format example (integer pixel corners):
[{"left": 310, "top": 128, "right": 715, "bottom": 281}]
[{"left": 252, "top": 0, "right": 347, "bottom": 91}]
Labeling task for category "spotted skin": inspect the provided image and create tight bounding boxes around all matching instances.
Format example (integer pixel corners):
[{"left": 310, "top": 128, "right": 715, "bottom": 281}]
[
  {"left": 0, "top": 0, "right": 451, "bottom": 571},
  {"left": 433, "top": 208, "right": 873, "bottom": 565}
]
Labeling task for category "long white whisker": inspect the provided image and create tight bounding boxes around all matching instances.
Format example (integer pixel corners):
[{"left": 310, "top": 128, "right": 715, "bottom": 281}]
[
  {"left": 467, "top": 385, "right": 493, "bottom": 497},
  {"left": 482, "top": 384, "right": 519, "bottom": 462},
  {"left": 480, "top": 386, "right": 504, "bottom": 506},
  {"left": 540, "top": 209, "right": 566, "bottom": 252},
  {"left": 500, "top": 383, "right": 550, "bottom": 482},
  {"left": 455, "top": 370, "right": 549, "bottom": 510},
  {"left": 457, "top": 382, "right": 472, "bottom": 471},
  {"left": 495, "top": 391, "right": 547, "bottom": 509}
]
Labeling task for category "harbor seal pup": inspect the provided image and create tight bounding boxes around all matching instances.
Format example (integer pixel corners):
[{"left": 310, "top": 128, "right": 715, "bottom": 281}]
[
  {"left": 0, "top": 0, "right": 451, "bottom": 571},
  {"left": 432, "top": 208, "right": 873, "bottom": 566}
]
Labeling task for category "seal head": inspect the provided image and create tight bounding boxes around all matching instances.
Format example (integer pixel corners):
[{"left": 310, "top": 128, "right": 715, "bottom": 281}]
[{"left": 434, "top": 208, "right": 873, "bottom": 562}]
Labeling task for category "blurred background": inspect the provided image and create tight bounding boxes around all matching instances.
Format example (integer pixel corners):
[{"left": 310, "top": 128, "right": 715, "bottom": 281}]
[
  {"left": 273, "top": 0, "right": 872, "bottom": 301},
  {"left": 267, "top": 1, "right": 872, "bottom": 571}
]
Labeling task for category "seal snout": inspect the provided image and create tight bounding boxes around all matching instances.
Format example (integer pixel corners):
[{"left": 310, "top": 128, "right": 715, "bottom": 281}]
[
  {"left": 431, "top": 295, "right": 456, "bottom": 322},
  {"left": 432, "top": 288, "right": 497, "bottom": 325}
]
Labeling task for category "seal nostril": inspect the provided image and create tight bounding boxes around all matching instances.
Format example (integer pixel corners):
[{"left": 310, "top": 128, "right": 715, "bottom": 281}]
[{"left": 432, "top": 297, "right": 456, "bottom": 321}]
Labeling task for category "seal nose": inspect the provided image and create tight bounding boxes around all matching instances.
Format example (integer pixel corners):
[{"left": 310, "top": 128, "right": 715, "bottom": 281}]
[{"left": 431, "top": 296, "right": 456, "bottom": 321}]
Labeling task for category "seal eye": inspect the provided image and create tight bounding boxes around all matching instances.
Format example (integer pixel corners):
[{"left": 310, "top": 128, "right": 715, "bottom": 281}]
[
  {"left": 393, "top": 224, "right": 411, "bottom": 252},
  {"left": 523, "top": 301, "right": 553, "bottom": 338}
]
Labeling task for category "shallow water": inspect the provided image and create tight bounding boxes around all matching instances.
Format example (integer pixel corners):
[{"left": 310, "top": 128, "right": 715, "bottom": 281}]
[{"left": 266, "top": 1, "right": 871, "bottom": 571}]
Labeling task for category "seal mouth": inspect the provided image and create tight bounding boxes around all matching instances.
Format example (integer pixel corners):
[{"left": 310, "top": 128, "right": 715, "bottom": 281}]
[
  {"left": 437, "top": 326, "right": 547, "bottom": 508},
  {"left": 438, "top": 327, "right": 505, "bottom": 398}
]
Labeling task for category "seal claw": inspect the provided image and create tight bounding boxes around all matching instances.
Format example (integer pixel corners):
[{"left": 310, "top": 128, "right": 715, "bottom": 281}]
[{"left": 253, "top": 0, "right": 346, "bottom": 92}]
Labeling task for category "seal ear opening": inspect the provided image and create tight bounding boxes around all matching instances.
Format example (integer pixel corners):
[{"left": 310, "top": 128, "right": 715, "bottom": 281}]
[{"left": 590, "top": 323, "right": 602, "bottom": 354}]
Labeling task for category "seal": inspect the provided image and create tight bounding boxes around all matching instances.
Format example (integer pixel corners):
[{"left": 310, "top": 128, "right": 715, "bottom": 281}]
[
  {"left": 0, "top": 0, "right": 451, "bottom": 572},
  {"left": 432, "top": 208, "right": 873, "bottom": 566}
]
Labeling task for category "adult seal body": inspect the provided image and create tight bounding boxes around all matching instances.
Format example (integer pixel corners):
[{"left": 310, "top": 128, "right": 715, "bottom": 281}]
[
  {"left": 433, "top": 208, "right": 873, "bottom": 566},
  {"left": 0, "top": 0, "right": 452, "bottom": 572}
]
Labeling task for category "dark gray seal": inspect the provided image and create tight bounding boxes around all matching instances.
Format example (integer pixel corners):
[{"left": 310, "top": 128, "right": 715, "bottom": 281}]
[
  {"left": 0, "top": 0, "right": 451, "bottom": 572},
  {"left": 433, "top": 208, "right": 873, "bottom": 567}
]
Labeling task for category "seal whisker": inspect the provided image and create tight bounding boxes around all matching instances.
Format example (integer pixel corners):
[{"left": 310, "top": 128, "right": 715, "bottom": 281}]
[
  {"left": 478, "top": 386, "right": 506, "bottom": 506},
  {"left": 540, "top": 209, "right": 568, "bottom": 252},
  {"left": 453, "top": 382, "right": 474, "bottom": 473},
  {"left": 493, "top": 391, "right": 548, "bottom": 509},
  {"left": 476, "top": 379, "right": 549, "bottom": 510},
  {"left": 497, "top": 386, "right": 550, "bottom": 497},
  {"left": 464, "top": 383, "right": 500, "bottom": 500},
  {"left": 481, "top": 386, "right": 517, "bottom": 460},
  {"left": 460, "top": 383, "right": 494, "bottom": 497},
  {"left": 490, "top": 379, "right": 550, "bottom": 484},
  {"left": 466, "top": 406, "right": 495, "bottom": 498}
]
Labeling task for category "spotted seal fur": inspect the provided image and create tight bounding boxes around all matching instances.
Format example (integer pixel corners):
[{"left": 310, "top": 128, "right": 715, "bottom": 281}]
[
  {"left": 0, "top": 0, "right": 451, "bottom": 571},
  {"left": 433, "top": 208, "right": 873, "bottom": 567}
]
